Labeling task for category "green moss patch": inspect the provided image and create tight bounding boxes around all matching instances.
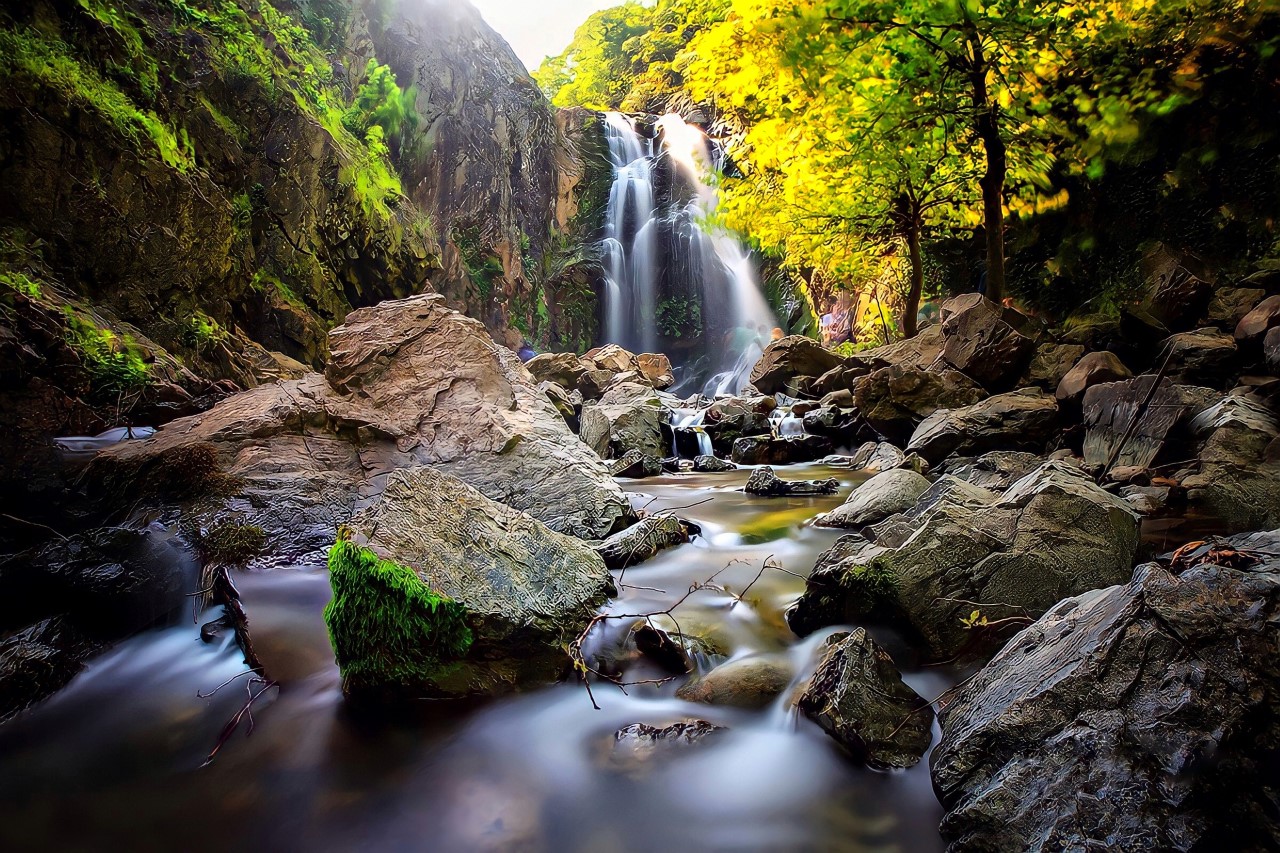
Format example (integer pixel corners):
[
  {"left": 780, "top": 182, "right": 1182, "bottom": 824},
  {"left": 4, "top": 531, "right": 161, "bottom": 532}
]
[{"left": 324, "top": 540, "right": 473, "bottom": 694}]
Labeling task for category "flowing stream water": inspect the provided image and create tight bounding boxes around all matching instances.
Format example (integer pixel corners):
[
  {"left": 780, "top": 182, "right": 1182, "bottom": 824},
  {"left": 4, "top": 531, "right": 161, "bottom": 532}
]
[
  {"left": 0, "top": 462, "right": 954, "bottom": 852},
  {"left": 601, "top": 113, "right": 777, "bottom": 397}
]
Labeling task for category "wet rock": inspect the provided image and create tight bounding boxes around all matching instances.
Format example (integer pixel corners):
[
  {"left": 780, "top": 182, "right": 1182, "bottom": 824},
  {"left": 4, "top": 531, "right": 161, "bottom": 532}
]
[
  {"left": 632, "top": 624, "right": 694, "bottom": 674},
  {"left": 731, "top": 435, "right": 833, "bottom": 465},
  {"left": 1121, "top": 484, "right": 1176, "bottom": 515},
  {"left": 1055, "top": 350, "right": 1133, "bottom": 409},
  {"left": 583, "top": 343, "right": 639, "bottom": 375},
  {"left": 796, "top": 629, "right": 934, "bottom": 769},
  {"left": 1234, "top": 294, "right": 1280, "bottom": 347},
  {"left": 906, "top": 389, "right": 1060, "bottom": 465},
  {"left": 0, "top": 617, "right": 100, "bottom": 722},
  {"left": 932, "top": 540, "right": 1280, "bottom": 852},
  {"left": 848, "top": 441, "right": 907, "bottom": 472},
  {"left": 1182, "top": 393, "right": 1280, "bottom": 531},
  {"left": 1020, "top": 342, "right": 1085, "bottom": 391},
  {"left": 609, "top": 450, "right": 665, "bottom": 479},
  {"left": 704, "top": 397, "right": 775, "bottom": 455},
  {"left": 855, "top": 365, "right": 986, "bottom": 445},
  {"left": 93, "top": 296, "right": 633, "bottom": 553},
  {"left": 816, "top": 469, "right": 930, "bottom": 528},
  {"left": 635, "top": 353, "right": 675, "bottom": 390},
  {"left": 539, "top": 381, "right": 580, "bottom": 431},
  {"left": 812, "top": 362, "right": 872, "bottom": 398},
  {"left": 1082, "top": 375, "right": 1214, "bottom": 471},
  {"left": 943, "top": 451, "right": 1045, "bottom": 492},
  {"left": 940, "top": 294, "right": 1037, "bottom": 391},
  {"left": 802, "top": 404, "right": 866, "bottom": 446},
  {"left": 595, "top": 514, "right": 687, "bottom": 570},
  {"left": 327, "top": 467, "right": 613, "bottom": 699},
  {"left": 692, "top": 455, "right": 735, "bottom": 472},
  {"left": 749, "top": 336, "right": 844, "bottom": 396},
  {"left": 744, "top": 466, "right": 839, "bottom": 496},
  {"left": 577, "top": 394, "right": 668, "bottom": 460},
  {"left": 526, "top": 352, "right": 587, "bottom": 389},
  {"left": 1161, "top": 327, "right": 1238, "bottom": 387},
  {"left": 612, "top": 720, "right": 725, "bottom": 766},
  {"left": 1207, "top": 286, "right": 1267, "bottom": 329},
  {"left": 1266, "top": 326, "right": 1280, "bottom": 374},
  {"left": 675, "top": 654, "right": 794, "bottom": 709},
  {"left": 789, "top": 462, "right": 1140, "bottom": 661}
]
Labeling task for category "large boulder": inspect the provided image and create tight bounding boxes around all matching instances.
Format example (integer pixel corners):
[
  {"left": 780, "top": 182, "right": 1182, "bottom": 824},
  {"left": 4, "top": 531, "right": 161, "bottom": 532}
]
[
  {"left": 851, "top": 323, "right": 945, "bottom": 372},
  {"left": 796, "top": 629, "right": 934, "bottom": 769},
  {"left": 931, "top": 534, "right": 1280, "bottom": 852},
  {"left": 1161, "top": 327, "right": 1238, "bottom": 387},
  {"left": 326, "top": 467, "right": 613, "bottom": 699},
  {"left": 635, "top": 353, "right": 675, "bottom": 389},
  {"left": 1207, "top": 286, "right": 1267, "bottom": 329},
  {"left": 855, "top": 365, "right": 986, "bottom": 445},
  {"left": 939, "top": 294, "right": 1037, "bottom": 391},
  {"left": 906, "top": 389, "right": 1060, "bottom": 465},
  {"left": 1082, "top": 375, "right": 1216, "bottom": 470},
  {"left": 788, "top": 462, "right": 1140, "bottom": 661},
  {"left": 1139, "top": 250, "right": 1212, "bottom": 332},
  {"left": 525, "top": 352, "right": 587, "bottom": 389},
  {"left": 703, "top": 396, "right": 775, "bottom": 455},
  {"left": 1055, "top": 350, "right": 1132, "bottom": 408},
  {"left": 942, "top": 451, "right": 1046, "bottom": 493},
  {"left": 1020, "top": 342, "right": 1085, "bottom": 391},
  {"left": 847, "top": 441, "right": 908, "bottom": 472},
  {"left": 577, "top": 390, "right": 669, "bottom": 460},
  {"left": 731, "top": 435, "right": 833, "bottom": 465},
  {"left": 594, "top": 514, "right": 687, "bottom": 570},
  {"left": 92, "top": 296, "right": 633, "bottom": 556},
  {"left": 1181, "top": 393, "right": 1280, "bottom": 532},
  {"left": 815, "top": 468, "right": 930, "bottom": 528},
  {"left": 1234, "top": 294, "right": 1280, "bottom": 347},
  {"left": 583, "top": 343, "right": 639, "bottom": 375},
  {"left": 749, "top": 336, "right": 844, "bottom": 395}
]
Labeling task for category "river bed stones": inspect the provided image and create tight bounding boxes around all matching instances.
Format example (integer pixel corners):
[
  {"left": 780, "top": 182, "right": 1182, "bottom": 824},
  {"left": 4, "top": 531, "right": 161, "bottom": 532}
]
[
  {"left": 595, "top": 514, "right": 688, "bottom": 570},
  {"left": 327, "top": 467, "right": 613, "bottom": 700},
  {"left": 931, "top": 533, "right": 1280, "bottom": 852},
  {"left": 731, "top": 435, "right": 833, "bottom": 465},
  {"left": 815, "top": 468, "right": 929, "bottom": 528},
  {"left": 749, "top": 336, "right": 845, "bottom": 395},
  {"left": 796, "top": 630, "right": 934, "bottom": 769},
  {"left": 692, "top": 454, "right": 735, "bottom": 472},
  {"left": 675, "top": 653, "right": 794, "bottom": 709},
  {"left": 939, "top": 294, "right": 1037, "bottom": 391},
  {"left": 788, "top": 462, "right": 1140, "bottom": 661},
  {"left": 855, "top": 365, "right": 986, "bottom": 445},
  {"left": 744, "top": 466, "right": 839, "bottom": 496},
  {"left": 906, "top": 389, "right": 1060, "bottom": 465},
  {"left": 611, "top": 720, "right": 726, "bottom": 769}
]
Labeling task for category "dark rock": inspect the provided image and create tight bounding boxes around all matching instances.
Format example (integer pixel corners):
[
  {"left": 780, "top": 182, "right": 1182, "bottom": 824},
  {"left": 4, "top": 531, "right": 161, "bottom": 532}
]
[
  {"left": 1234, "top": 294, "right": 1280, "bottom": 347},
  {"left": 731, "top": 435, "right": 833, "bottom": 465},
  {"left": 632, "top": 625, "right": 692, "bottom": 674},
  {"left": 675, "top": 654, "right": 794, "bottom": 709},
  {"left": 940, "top": 294, "right": 1037, "bottom": 391},
  {"left": 1140, "top": 250, "right": 1213, "bottom": 331},
  {"left": 1056, "top": 350, "right": 1132, "bottom": 408},
  {"left": 796, "top": 629, "right": 934, "bottom": 769},
  {"left": 0, "top": 617, "right": 100, "bottom": 722},
  {"left": 942, "top": 450, "right": 1045, "bottom": 492},
  {"left": 932, "top": 538, "right": 1280, "bottom": 852},
  {"left": 802, "top": 404, "right": 866, "bottom": 445},
  {"left": 609, "top": 450, "right": 665, "bottom": 479},
  {"left": 327, "top": 467, "right": 613, "bottom": 699},
  {"left": 577, "top": 368, "right": 615, "bottom": 401},
  {"left": 1266, "top": 326, "right": 1280, "bottom": 374},
  {"left": 788, "top": 463, "right": 1139, "bottom": 661},
  {"left": 1020, "top": 342, "right": 1085, "bottom": 391},
  {"left": 848, "top": 441, "right": 907, "bottom": 472},
  {"left": 815, "top": 468, "right": 930, "bottom": 528},
  {"left": 703, "top": 396, "right": 775, "bottom": 455},
  {"left": 1181, "top": 394, "right": 1280, "bottom": 531},
  {"left": 539, "top": 380, "right": 580, "bottom": 431},
  {"left": 855, "top": 365, "right": 986, "bottom": 444},
  {"left": 612, "top": 720, "right": 725, "bottom": 766},
  {"left": 594, "top": 514, "right": 687, "bottom": 570},
  {"left": 1082, "top": 375, "right": 1214, "bottom": 470},
  {"left": 906, "top": 389, "right": 1060, "bottom": 465},
  {"left": 749, "top": 336, "right": 845, "bottom": 396},
  {"left": 1207, "top": 286, "right": 1267, "bottom": 329},
  {"left": 744, "top": 466, "right": 839, "bottom": 496},
  {"left": 692, "top": 455, "right": 735, "bottom": 472},
  {"left": 1161, "top": 327, "right": 1238, "bottom": 387}
]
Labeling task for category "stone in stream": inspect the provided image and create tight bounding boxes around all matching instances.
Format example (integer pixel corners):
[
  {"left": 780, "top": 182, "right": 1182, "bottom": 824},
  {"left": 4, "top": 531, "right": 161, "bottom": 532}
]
[
  {"left": 815, "top": 468, "right": 930, "bottom": 529},
  {"left": 848, "top": 441, "right": 906, "bottom": 472},
  {"left": 675, "top": 653, "right": 795, "bottom": 709},
  {"left": 692, "top": 454, "right": 735, "bottom": 472},
  {"left": 0, "top": 617, "right": 100, "bottom": 723},
  {"left": 744, "top": 466, "right": 839, "bottom": 497},
  {"left": 788, "top": 462, "right": 1140, "bottom": 662},
  {"left": 731, "top": 435, "right": 833, "bottom": 465},
  {"left": 325, "top": 467, "right": 613, "bottom": 700},
  {"left": 1207, "top": 286, "right": 1267, "bottom": 329},
  {"left": 594, "top": 514, "right": 688, "bottom": 570},
  {"left": 577, "top": 383, "right": 670, "bottom": 460},
  {"left": 939, "top": 294, "right": 1038, "bottom": 391},
  {"left": 855, "top": 365, "right": 987, "bottom": 445},
  {"left": 611, "top": 720, "right": 726, "bottom": 767},
  {"left": 632, "top": 624, "right": 693, "bottom": 674},
  {"left": 748, "top": 336, "right": 845, "bottom": 396},
  {"left": 90, "top": 296, "right": 633, "bottom": 558},
  {"left": 609, "top": 449, "right": 665, "bottom": 479},
  {"left": 796, "top": 630, "right": 934, "bottom": 769},
  {"left": 906, "top": 388, "right": 1060, "bottom": 465},
  {"left": 931, "top": 532, "right": 1280, "bottom": 852}
]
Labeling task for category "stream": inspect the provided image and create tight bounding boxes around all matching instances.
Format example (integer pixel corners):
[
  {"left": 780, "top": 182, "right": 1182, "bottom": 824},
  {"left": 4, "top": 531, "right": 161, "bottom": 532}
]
[{"left": 0, "top": 462, "right": 955, "bottom": 852}]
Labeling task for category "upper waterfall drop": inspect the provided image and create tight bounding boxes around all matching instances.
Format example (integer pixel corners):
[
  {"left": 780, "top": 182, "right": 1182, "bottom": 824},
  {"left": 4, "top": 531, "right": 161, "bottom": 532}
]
[{"left": 600, "top": 112, "right": 778, "bottom": 396}]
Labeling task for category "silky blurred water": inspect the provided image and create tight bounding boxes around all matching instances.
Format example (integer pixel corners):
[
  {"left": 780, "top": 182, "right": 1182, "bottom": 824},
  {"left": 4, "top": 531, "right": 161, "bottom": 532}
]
[{"left": 0, "top": 463, "right": 951, "bottom": 852}]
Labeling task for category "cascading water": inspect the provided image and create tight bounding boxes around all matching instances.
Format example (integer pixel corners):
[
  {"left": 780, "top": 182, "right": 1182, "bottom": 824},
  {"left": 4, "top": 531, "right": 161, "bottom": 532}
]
[{"left": 601, "top": 112, "right": 777, "bottom": 397}]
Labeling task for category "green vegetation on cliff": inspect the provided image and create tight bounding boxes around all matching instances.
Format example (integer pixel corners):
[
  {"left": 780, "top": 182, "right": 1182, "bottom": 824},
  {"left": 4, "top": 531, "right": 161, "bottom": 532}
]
[{"left": 324, "top": 539, "right": 474, "bottom": 694}]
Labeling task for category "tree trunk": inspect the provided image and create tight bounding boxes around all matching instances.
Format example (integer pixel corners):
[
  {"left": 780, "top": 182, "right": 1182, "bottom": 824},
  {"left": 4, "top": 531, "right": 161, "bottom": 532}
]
[
  {"left": 965, "top": 23, "right": 1006, "bottom": 304},
  {"left": 903, "top": 217, "right": 924, "bottom": 339}
]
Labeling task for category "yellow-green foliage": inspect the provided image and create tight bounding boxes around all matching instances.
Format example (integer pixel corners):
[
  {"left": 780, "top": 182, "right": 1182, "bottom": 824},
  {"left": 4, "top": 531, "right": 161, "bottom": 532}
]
[
  {"left": 181, "top": 310, "right": 229, "bottom": 348},
  {"left": 74, "top": 0, "right": 161, "bottom": 98},
  {"left": 0, "top": 25, "right": 194, "bottom": 171},
  {"left": 0, "top": 271, "right": 42, "bottom": 299},
  {"left": 199, "top": 520, "right": 265, "bottom": 565},
  {"left": 63, "top": 310, "right": 151, "bottom": 395},
  {"left": 324, "top": 540, "right": 474, "bottom": 692}
]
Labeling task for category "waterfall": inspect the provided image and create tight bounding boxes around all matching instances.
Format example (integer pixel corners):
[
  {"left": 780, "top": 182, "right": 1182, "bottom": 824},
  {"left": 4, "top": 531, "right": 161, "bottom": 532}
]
[{"left": 600, "top": 112, "right": 777, "bottom": 397}]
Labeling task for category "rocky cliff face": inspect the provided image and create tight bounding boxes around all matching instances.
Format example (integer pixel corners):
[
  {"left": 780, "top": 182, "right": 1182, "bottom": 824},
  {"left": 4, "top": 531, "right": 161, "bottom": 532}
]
[{"left": 0, "top": 0, "right": 609, "bottom": 512}]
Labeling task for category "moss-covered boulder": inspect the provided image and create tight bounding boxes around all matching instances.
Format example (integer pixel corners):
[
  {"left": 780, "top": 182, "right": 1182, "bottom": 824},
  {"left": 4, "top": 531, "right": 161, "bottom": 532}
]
[{"left": 326, "top": 467, "right": 614, "bottom": 699}]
